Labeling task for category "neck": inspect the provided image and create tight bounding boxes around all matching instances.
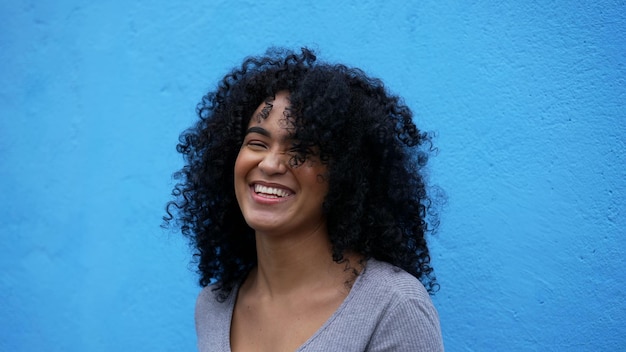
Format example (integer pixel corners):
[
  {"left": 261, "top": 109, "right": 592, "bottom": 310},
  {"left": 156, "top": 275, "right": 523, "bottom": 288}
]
[{"left": 247, "top": 224, "right": 354, "bottom": 298}]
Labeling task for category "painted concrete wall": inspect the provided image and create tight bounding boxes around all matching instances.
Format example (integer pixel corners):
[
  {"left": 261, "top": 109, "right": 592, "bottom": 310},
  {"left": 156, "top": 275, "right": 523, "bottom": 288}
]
[{"left": 1, "top": 1, "right": 624, "bottom": 350}]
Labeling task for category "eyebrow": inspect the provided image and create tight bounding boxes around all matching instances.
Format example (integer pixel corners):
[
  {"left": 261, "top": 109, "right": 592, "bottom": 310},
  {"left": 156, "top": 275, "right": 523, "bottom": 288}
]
[
  {"left": 245, "top": 126, "right": 270, "bottom": 137},
  {"left": 245, "top": 126, "right": 293, "bottom": 143}
]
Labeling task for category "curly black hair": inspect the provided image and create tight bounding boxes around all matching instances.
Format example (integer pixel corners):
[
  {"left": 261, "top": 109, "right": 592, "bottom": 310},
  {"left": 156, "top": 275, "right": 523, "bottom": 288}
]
[{"left": 164, "top": 47, "right": 440, "bottom": 299}]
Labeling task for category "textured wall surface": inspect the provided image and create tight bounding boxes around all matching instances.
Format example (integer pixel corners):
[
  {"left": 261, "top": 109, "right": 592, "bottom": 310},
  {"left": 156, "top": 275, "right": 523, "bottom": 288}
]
[{"left": 1, "top": 1, "right": 624, "bottom": 351}]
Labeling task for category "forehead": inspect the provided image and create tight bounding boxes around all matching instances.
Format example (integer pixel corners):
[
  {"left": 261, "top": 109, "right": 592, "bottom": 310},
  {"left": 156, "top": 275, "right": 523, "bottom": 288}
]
[{"left": 246, "top": 92, "right": 294, "bottom": 134}]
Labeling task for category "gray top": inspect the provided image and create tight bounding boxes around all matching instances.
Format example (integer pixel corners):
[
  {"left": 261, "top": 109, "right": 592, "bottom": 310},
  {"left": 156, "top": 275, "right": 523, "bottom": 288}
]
[{"left": 195, "top": 259, "right": 444, "bottom": 351}]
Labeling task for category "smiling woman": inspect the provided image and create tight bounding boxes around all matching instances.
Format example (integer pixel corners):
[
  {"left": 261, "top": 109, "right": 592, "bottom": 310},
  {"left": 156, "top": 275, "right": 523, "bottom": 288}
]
[{"left": 164, "top": 47, "right": 443, "bottom": 351}]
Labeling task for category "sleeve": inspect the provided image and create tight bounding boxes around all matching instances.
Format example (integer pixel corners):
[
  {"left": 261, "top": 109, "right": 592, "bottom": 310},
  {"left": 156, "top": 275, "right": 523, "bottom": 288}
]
[{"left": 366, "top": 295, "right": 444, "bottom": 352}]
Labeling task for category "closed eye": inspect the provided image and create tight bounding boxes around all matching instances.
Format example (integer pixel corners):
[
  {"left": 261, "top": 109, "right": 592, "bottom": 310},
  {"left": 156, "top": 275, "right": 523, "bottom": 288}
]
[{"left": 246, "top": 140, "right": 267, "bottom": 150}]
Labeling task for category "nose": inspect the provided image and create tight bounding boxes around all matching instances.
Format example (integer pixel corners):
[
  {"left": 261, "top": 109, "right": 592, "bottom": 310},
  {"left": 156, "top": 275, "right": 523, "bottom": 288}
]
[{"left": 258, "top": 150, "right": 288, "bottom": 175}]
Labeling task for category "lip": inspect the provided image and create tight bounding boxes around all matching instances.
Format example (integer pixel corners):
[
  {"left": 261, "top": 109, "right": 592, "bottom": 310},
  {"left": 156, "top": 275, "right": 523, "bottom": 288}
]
[{"left": 249, "top": 181, "right": 295, "bottom": 205}]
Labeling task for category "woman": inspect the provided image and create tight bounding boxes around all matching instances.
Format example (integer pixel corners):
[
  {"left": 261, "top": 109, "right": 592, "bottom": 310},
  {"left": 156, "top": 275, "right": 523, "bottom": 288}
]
[{"left": 165, "top": 47, "right": 444, "bottom": 351}]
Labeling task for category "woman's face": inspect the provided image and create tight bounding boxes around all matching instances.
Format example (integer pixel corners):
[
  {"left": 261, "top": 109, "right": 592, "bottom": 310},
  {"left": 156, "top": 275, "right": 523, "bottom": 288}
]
[{"left": 234, "top": 91, "right": 329, "bottom": 237}]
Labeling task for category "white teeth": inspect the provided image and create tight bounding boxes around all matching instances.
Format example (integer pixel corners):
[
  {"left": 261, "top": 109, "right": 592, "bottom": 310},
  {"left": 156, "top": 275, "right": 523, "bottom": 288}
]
[{"left": 254, "top": 184, "right": 290, "bottom": 197}]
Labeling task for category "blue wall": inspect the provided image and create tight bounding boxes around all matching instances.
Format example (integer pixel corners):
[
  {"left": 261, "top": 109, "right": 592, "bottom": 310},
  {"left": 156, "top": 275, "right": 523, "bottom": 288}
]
[{"left": 1, "top": 1, "right": 624, "bottom": 351}]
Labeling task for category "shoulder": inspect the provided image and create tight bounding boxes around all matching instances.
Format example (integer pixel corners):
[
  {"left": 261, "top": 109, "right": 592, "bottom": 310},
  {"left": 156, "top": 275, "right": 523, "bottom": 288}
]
[
  {"left": 195, "top": 285, "right": 217, "bottom": 313},
  {"left": 195, "top": 284, "right": 235, "bottom": 331},
  {"left": 359, "top": 259, "right": 431, "bottom": 302},
  {"left": 356, "top": 259, "right": 444, "bottom": 351},
  {"left": 195, "top": 284, "right": 235, "bottom": 351},
  {"left": 356, "top": 259, "right": 437, "bottom": 326},
  {"left": 195, "top": 284, "right": 233, "bottom": 315}
]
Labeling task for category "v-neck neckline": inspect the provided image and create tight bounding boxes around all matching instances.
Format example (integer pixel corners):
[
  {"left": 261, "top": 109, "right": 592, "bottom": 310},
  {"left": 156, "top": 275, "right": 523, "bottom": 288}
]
[{"left": 223, "top": 260, "right": 370, "bottom": 351}]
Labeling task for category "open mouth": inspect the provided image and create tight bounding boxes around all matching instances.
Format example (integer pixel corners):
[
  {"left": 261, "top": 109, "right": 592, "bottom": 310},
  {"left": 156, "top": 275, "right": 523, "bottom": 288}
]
[{"left": 253, "top": 184, "right": 293, "bottom": 198}]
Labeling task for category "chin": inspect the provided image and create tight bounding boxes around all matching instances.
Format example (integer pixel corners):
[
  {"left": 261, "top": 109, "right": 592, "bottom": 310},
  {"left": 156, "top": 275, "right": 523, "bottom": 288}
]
[{"left": 243, "top": 217, "right": 283, "bottom": 234}]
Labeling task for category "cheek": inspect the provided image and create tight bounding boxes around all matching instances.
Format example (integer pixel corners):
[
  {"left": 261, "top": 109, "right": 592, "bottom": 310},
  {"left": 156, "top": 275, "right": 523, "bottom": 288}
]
[
  {"left": 297, "top": 166, "right": 329, "bottom": 193},
  {"left": 234, "top": 152, "right": 249, "bottom": 186},
  {"left": 233, "top": 153, "right": 249, "bottom": 206},
  {"left": 234, "top": 148, "right": 251, "bottom": 173}
]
